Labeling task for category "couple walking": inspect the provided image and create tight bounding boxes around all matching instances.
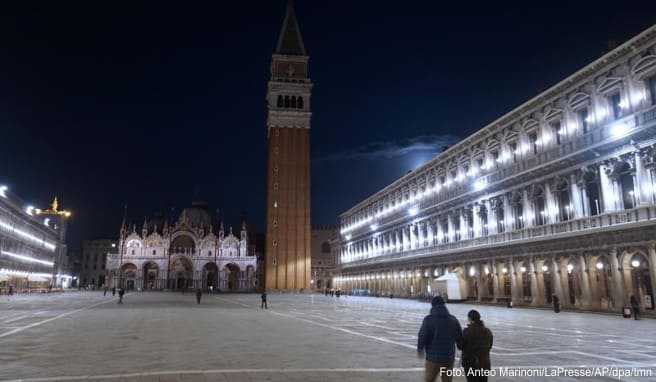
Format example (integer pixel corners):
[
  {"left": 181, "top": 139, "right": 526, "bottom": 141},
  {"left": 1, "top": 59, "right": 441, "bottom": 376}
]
[{"left": 417, "top": 296, "right": 493, "bottom": 382}]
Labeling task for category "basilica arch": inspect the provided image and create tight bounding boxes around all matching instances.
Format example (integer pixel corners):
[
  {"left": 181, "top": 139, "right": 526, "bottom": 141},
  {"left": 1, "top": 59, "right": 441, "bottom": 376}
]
[{"left": 170, "top": 256, "right": 193, "bottom": 290}]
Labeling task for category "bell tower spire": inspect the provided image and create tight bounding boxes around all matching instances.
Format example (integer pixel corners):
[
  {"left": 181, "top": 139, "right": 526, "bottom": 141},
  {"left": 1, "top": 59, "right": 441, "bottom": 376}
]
[
  {"left": 275, "top": 0, "right": 306, "bottom": 56},
  {"left": 264, "top": 1, "right": 312, "bottom": 291}
]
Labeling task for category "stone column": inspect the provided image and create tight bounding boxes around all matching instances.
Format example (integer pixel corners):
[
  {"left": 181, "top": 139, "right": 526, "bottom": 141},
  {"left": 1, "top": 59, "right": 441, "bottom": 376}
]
[
  {"left": 551, "top": 257, "right": 564, "bottom": 303},
  {"left": 448, "top": 213, "right": 455, "bottom": 242},
  {"left": 529, "top": 258, "right": 540, "bottom": 306},
  {"left": 578, "top": 255, "right": 592, "bottom": 309},
  {"left": 492, "top": 259, "right": 500, "bottom": 302},
  {"left": 545, "top": 181, "right": 558, "bottom": 224},
  {"left": 649, "top": 243, "right": 656, "bottom": 307},
  {"left": 634, "top": 152, "right": 650, "bottom": 205},
  {"left": 559, "top": 259, "right": 571, "bottom": 308},
  {"left": 522, "top": 189, "right": 533, "bottom": 227},
  {"left": 609, "top": 248, "right": 626, "bottom": 310},
  {"left": 509, "top": 259, "right": 520, "bottom": 305},
  {"left": 535, "top": 259, "right": 546, "bottom": 306},
  {"left": 487, "top": 200, "right": 498, "bottom": 235},
  {"left": 570, "top": 173, "right": 584, "bottom": 219},
  {"left": 473, "top": 204, "right": 482, "bottom": 238},
  {"left": 427, "top": 220, "right": 434, "bottom": 247},
  {"left": 503, "top": 194, "right": 513, "bottom": 231},
  {"left": 476, "top": 263, "right": 485, "bottom": 302},
  {"left": 600, "top": 164, "right": 616, "bottom": 212}
]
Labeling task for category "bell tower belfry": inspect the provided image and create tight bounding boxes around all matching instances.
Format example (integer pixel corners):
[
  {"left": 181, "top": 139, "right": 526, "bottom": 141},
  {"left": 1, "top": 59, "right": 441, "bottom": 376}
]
[{"left": 264, "top": 0, "right": 312, "bottom": 291}]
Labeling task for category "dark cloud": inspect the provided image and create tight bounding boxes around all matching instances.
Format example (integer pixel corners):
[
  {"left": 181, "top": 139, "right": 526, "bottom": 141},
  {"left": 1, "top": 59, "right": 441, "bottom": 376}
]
[{"left": 315, "top": 134, "right": 460, "bottom": 162}]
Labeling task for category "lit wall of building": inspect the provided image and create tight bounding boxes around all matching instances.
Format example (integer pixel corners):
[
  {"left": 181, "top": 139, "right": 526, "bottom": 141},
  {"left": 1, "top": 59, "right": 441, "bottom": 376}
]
[
  {"left": 0, "top": 185, "right": 71, "bottom": 291},
  {"left": 335, "top": 25, "right": 656, "bottom": 313}
]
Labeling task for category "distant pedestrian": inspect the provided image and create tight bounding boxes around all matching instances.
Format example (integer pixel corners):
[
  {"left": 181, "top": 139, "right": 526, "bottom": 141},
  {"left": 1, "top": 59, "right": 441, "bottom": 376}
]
[
  {"left": 552, "top": 295, "right": 560, "bottom": 313},
  {"left": 324, "top": 288, "right": 329, "bottom": 296},
  {"left": 103, "top": 286, "right": 108, "bottom": 296},
  {"left": 8, "top": 285, "right": 13, "bottom": 296},
  {"left": 118, "top": 288, "right": 125, "bottom": 304},
  {"left": 196, "top": 288, "right": 202, "bottom": 304},
  {"left": 630, "top": 295, "right": 640, "bottom": 320},
  {"left": 458, "top": 310, "right": 493, "bottom": 382},
  {"left": 112, "top": 287, "right": 116, "bottom": 296},
  {"left": 417, "top": 296, "right": 463, "bottom": 382},
  {"left": 261, "top": 292, "right": 268, "bottom": 309},
  {"left": 209, "top": 285, "right": 214, "bottom": 295}
]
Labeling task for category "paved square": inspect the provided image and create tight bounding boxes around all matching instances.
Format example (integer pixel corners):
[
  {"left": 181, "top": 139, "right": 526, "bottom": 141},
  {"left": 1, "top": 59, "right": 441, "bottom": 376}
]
[{"left": 0, "top": 291, "right": 655, "bottom": 381}]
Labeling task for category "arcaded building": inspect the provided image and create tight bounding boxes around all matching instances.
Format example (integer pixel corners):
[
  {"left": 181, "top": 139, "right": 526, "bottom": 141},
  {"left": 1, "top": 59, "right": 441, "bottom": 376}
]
[
  {"left": 0, "top": 188, "right": 71, "bottom": 291},
  {"left": 335, "top": 25, "right": 656, "bottom": 315},
  {"left": 105, "top": 201, "right": 256, "bottom": 291}
]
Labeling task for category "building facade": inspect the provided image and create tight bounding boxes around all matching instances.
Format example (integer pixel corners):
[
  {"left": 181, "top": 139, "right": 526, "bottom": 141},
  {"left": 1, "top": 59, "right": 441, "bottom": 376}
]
[
  {"left": 310, "top": 226, "right": 337, "bottom": 290},
  {"left": 0, "top": 187, "right": 72, "bottom": 292},
  {"left": 106, "top": 202, "right": 256, "bottom": 291},
  {"left": 80, "top": 239, "right": 115, "bottom": 288},
  {"left": 265, "top": 1, "right": 312, "bottom": 291},
  {"left": 335, "top": 25, "right": 656, "bottom": 315}
]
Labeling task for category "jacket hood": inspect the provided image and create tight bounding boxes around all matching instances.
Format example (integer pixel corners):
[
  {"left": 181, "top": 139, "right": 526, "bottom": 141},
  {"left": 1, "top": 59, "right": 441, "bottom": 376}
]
[{"left": 430, "top": 304, "right": 450, "bottom": 316}]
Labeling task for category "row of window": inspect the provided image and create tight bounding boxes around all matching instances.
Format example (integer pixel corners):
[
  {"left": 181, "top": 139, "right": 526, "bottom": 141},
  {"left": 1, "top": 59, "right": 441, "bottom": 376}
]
[
  {"left": 276, "top": 95, "right": 304, "bottom": 109},
  {"left": 342, "top": 74, "right": 656, "bottom": 232}
]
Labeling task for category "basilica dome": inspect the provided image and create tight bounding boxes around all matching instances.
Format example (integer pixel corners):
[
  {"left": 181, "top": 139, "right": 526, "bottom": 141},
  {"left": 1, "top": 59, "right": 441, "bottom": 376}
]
[{"left": 179, "top": 200, "right": 213, "bottom": 227}]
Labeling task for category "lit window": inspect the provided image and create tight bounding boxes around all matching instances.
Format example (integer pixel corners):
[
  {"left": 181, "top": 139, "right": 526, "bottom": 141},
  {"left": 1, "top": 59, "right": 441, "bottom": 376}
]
[
  {"left": 609, "top": 92, "right": 621, "bottom": 119},
  {"left": 648, "top": 76, "right": 656, "bottom": 106},
  {"left": 578, "top": 108, "right": 589, "bottom": 134}
]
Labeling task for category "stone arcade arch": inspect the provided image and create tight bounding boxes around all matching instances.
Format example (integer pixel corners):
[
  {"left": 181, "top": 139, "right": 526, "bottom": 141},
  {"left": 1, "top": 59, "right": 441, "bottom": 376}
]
[
  {"left": 120, "top": 263, "right": 138, "bottom": 291},
  {"left": 622, "top": 251, "right": 654, "bottom": 311},
  {"left": 224, "top": 263, "right": 240, "bottom": 291},
  {"left": 202, "top": 263, "right": 219, "bottom": 292},
  {"left": 170, "top": 256, "right": 193, "bottom": 290},
  {"left": 143, "top": 261, "right": 160, "bottom": 290}
]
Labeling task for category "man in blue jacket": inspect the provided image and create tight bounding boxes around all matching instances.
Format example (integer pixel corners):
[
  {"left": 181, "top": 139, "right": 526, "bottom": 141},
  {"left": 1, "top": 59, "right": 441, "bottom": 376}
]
[{"left": 417, "top": 296, "right": 463, "bottom": 382}]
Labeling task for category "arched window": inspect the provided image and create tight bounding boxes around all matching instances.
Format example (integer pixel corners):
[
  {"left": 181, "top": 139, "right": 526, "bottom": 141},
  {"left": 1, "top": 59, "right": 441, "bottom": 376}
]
[
  {"left": 557, "top": 181, "right": 572, "bottom": 221},
  {"left": 152, "top": 250, "right": 156, "bottom": 256},
  {"left": 277, "top": 95, "right": 283, "bottom": 108},
  {"left": 584, "top": 172, "right": 602, "bottom": 216},
  {"left": 284, "top": 95, "right": 290, "bottom": 108},
  {"left": 290, "top": 96, "right": 297, "bottom": 108},
  {"left": 321, "top": 242, "right": 331, "bottom": 253},
  {"left": 617, "top": 162, "right": 636, "bottom": 209},
  {"left": 297, "top": 96, "right": 304, "bottom": 109},
  {"left": 511, "top": 194, "right": 524, "bottom": 230}
]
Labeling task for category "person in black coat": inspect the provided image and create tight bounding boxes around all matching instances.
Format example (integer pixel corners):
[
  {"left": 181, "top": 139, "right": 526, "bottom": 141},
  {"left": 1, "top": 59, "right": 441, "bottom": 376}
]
[
  {"left": 195, "top": 288, "right": 202, "bottom": 304},
  {"left": 417, "top": 296, "right": 463, "bottom": 382},
  {"left": 457, "top": 310, "right": 493, "bottom": 382},
  {"left": 630, "top": 295, "right": 640, "bottom": 320},
  {"left": 118, "top": 288, "right": 124, "bottom": 304},
  {"left": 261, "top": 292, "right": 268, "bottom": 309},
  {"left": 552, "top": 294, "right": 560, "bottom": 313}
]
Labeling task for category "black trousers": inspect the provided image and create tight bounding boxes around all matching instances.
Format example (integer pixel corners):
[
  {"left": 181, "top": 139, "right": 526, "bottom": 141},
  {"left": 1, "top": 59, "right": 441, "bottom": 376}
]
[{"left": 261, "top": 301, "right": 268, "bottom": 309}]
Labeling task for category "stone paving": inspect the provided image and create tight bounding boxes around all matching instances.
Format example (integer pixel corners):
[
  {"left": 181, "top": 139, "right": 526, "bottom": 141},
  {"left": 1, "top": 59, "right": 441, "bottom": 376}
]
[{"left": 0, "top": 291, "right": 655, "bottom": 381}]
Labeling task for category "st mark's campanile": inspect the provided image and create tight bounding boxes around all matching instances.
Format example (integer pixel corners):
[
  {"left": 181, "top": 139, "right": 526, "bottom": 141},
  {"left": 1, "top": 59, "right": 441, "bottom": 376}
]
[{"left": 265, "top": 1, "right": 312, "bottom": 291}]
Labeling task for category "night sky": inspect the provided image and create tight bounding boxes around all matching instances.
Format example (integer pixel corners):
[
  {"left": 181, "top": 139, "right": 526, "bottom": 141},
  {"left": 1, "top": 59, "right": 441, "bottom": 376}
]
[{"left": 1, "top": 2, "right": 655, "bottom": 249}]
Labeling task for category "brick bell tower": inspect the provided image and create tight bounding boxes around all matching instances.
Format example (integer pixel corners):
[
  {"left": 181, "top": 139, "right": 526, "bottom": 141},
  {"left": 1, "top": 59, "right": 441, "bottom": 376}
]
[{"left": 265, "top": 0, "right": 312, "bottom": 291}]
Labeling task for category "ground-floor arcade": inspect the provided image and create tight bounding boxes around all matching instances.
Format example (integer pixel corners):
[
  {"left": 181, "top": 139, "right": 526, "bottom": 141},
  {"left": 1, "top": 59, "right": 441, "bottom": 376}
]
[{"left": 336, "top": 226, "right": 656, "bottom": 315}]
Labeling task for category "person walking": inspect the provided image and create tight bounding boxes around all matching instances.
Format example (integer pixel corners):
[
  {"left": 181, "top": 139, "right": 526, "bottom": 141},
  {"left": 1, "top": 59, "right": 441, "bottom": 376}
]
[
  {"left": 261, "top": 291, "right": 268, "bottom": 309},
  {"left": 112, "top": 287, "right": 116, "bottom": 296},
  {"left": 552, "top": 294, "right": 560, "bottom": 313},
  {"left": 196, "top": 288, "right": 202, "bottom": 304},
  {"left": 118, "top": 288, "right": 125, "bottom": 304},
  {"left": 630, "top": 295, "right": 640, "bottom": 320},
  {"left": 457, "top": 310, "right": 493, "bottom": 382},
  {"left": 103, "top": 286, "right": 108, "bottom": 296},
  {"left": 417, "top": 296, "right": 463, "bottom": 382}
]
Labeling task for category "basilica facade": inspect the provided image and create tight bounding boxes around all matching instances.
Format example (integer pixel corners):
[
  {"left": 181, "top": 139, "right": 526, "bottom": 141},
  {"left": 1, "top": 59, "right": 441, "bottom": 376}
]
[
  {"left": 106, "top": 202, "right": 256, "bottom": 291},
  {"left": 335, "top": 25, "right": 656, "bottom": 315}
]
